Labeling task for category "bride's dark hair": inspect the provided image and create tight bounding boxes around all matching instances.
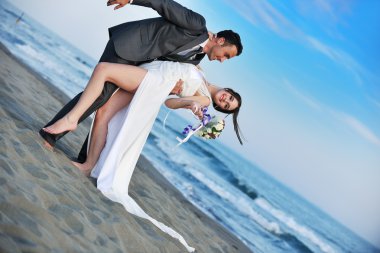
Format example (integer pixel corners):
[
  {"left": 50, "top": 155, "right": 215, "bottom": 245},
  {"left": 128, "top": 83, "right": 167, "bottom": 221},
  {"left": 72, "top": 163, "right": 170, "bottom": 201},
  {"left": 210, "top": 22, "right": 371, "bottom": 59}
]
[{"left": 212, "top": 88, "right": 243, "bottom": 145}]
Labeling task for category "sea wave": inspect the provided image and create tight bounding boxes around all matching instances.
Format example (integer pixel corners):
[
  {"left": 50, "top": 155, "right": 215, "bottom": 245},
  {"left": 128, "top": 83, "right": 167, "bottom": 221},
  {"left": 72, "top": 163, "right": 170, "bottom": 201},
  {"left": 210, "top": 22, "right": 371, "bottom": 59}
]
[
  {"left": 1, "top": 30, "right": 26, "bottom": 47},
  {"left": 278, "top": 233, "right": 314, "bottom": 253},
  {"left": 3, "top": 8, "right": 19, "bottom": 19},
  {"left": 16, "top": 44, "right": 60, "bottom": 70},
  {"left": 188, "top": 146, "right": 259, "bottom": 200},
  {"left": 183, "top": 166, "right": 283, "bottom": 235},
  {"left": 256, "top": 198, "right": 336, "bottom": 253}
]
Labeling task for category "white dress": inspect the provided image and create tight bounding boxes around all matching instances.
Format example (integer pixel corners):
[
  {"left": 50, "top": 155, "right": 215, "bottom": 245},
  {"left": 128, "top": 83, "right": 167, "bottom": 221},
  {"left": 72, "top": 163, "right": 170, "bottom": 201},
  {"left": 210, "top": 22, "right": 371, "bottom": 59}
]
[{"left": 90, "top": 61, "right": 211, "bottom": 252}]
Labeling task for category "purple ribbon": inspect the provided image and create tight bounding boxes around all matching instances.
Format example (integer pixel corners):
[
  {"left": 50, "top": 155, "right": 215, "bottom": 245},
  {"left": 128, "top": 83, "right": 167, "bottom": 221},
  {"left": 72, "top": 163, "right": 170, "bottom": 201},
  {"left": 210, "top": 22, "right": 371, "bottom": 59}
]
[
  {"left": 182, "top": 107, "right": 211, "bottom": 135},
  {"left": 201, "top": 107, "right": 211, "bottom": 126},
  {"left": 182, "top": 124, "right": 197, "bottom": 135}
]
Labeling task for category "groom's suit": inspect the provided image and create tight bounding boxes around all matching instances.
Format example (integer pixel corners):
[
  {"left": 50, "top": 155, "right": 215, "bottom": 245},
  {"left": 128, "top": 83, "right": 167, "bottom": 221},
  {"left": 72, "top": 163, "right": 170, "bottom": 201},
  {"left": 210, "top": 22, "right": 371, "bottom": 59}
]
[{"left": 40, "top": 0, "right": 209, "bottom": 161}]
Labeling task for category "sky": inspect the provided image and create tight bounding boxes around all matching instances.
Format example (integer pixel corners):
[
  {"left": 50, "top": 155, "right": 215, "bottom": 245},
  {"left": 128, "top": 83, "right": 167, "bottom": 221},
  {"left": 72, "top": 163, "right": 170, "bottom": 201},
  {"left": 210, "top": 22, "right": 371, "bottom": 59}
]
[{"left": 11, "top": 0, "right": 380, "bottom": 248}]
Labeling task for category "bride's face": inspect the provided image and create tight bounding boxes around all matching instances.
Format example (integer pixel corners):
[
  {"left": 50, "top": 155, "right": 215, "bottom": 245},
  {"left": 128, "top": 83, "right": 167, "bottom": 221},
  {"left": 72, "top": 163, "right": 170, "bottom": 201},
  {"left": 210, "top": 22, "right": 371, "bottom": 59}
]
[{"left": 214, "top": 89, "right": 239, "bottom": 111}]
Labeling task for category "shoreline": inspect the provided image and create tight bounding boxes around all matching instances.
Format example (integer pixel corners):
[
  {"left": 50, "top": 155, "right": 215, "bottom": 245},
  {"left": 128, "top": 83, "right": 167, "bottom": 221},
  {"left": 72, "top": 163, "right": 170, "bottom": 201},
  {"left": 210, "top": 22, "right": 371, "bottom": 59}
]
[{"left": 0, "top": 42, "right": 253, "bottom": 253}]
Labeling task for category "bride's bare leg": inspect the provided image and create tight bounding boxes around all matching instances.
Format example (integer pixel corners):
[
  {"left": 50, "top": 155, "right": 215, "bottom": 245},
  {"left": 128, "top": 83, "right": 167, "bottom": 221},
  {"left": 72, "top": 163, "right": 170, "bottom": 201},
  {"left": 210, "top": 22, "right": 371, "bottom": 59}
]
[
  {"left": 43, "top": 63, "right": 147, "bottom": 134},
  {"left": 72, "top": 89, "right": 133, "bottom": 176}
]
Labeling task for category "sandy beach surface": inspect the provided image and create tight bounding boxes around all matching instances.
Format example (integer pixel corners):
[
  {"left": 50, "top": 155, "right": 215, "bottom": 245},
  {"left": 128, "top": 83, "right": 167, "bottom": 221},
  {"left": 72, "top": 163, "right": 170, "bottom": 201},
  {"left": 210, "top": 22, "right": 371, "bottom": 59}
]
[{"left": 0, "top": 42, "right": 253, "bottom": 253}]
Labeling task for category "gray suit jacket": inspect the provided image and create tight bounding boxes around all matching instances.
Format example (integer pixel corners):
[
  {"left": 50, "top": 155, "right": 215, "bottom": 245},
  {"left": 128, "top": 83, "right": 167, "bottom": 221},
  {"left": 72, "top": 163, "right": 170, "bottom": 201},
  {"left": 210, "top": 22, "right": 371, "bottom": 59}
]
[{"left": 109, "top": 0, "right": 208, "bottom": 65}]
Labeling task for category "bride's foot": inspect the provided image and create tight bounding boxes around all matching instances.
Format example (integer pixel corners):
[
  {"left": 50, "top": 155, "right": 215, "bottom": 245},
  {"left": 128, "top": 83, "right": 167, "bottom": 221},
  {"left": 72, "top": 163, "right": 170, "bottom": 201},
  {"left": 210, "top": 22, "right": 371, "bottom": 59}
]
[
  {"left": 72, "top": 161, "right": 93, "bottom": 177},
  {"left": 43, "top": 115, "right": 77, "bottom": 135},
  {"left": 42, "top": 140, "right": 53, "bottom": 150},
  {"left": 38, "top": 129, "right": 54, "bottom": 150}
]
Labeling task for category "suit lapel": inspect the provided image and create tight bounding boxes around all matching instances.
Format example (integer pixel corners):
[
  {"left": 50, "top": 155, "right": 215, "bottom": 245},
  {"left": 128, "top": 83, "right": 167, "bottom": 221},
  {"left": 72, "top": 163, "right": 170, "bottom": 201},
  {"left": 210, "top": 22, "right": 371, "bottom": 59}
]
[
  {"left": 182, "top": 53, "right": 206, "bottom": 65},
  {"left": 170, "top": 33, "right": 209, "bottom": 55}
]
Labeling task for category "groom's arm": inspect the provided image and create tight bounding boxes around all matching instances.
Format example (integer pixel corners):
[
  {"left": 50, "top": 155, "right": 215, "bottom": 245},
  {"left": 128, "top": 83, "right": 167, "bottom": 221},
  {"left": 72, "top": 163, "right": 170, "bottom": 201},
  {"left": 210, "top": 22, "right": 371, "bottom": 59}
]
[
  {"left": 109, "top": 0, "right": 206, "bottom": 31},
  {"left": 169, "top": 79, "right": 184, "bottom": 95}
]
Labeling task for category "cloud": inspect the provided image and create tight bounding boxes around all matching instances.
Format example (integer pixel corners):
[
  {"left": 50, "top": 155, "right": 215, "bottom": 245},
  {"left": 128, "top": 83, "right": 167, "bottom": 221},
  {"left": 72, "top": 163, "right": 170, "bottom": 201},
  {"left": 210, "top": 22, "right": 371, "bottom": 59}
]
[
  {"left": 224, "top": 1, "right": 368, "bottom": 84},
  {"left": 367, "top": 96, "right": 380, "bottom": 109},
  {"left": 283, "top": 79, "right": 380, "bottom": 147},
  {"left": 296, "top": 0, "right": 353, "bottom": 23},
  {"left": 306, "top": 36, "right": 364, "bottom": 86},
  {"left": 227, "top": 1, "right": 303, "bottom": 39},
  {"left": 283, "top": 79, "right": 322, "bottom": 111},
  {"left": 313, "top": 0, "right": 334, "bottom": 13},
  {"left": 336, "top": 113, "right": 380, "bottom": 146}
]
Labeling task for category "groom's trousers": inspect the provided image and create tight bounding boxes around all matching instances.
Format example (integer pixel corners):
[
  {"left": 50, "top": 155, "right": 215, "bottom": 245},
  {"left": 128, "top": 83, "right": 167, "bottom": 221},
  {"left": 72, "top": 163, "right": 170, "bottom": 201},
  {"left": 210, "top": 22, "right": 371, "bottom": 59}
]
[{"left": 40, "top": 39, "right": 141, "bottom": 162}]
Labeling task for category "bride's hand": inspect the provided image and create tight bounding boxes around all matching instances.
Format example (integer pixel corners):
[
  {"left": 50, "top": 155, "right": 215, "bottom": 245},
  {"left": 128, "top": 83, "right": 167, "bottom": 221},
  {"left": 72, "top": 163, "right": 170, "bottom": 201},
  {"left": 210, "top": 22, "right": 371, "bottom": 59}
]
[{"left": 190, "top": 102, "right": 203, "bottom": 119}]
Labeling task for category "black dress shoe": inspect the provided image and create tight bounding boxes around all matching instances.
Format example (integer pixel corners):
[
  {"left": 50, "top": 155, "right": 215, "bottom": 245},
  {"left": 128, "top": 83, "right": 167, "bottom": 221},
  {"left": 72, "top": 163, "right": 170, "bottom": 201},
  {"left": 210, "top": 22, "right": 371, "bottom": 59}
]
[{"left": 39, "top": 128, "right": 57, "bottom": 147}]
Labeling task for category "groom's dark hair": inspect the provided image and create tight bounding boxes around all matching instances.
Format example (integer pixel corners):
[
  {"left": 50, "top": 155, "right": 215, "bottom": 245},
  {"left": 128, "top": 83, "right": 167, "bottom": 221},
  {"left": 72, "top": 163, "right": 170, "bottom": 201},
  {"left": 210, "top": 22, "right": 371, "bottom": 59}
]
[{"left": 217, "top": 30, "right": 243, "bottom": 56}]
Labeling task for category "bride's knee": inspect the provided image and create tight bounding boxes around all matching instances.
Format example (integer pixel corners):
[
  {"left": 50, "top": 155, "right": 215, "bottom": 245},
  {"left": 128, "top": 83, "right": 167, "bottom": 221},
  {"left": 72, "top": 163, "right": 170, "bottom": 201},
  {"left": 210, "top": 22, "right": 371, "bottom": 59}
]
[
  {"left": 95, "top": 106, "right": 112, "bottom": 124},
  {"left": 94, "top": 62, "right": 112, "bottom": 78}
]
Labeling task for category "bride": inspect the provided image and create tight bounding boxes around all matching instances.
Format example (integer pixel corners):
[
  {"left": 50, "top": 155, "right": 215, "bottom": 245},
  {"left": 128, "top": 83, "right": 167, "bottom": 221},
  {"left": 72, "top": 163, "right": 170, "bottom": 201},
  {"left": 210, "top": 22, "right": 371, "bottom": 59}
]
[{"left": 42, "top": 60, "right": 242, "bottom": 252}]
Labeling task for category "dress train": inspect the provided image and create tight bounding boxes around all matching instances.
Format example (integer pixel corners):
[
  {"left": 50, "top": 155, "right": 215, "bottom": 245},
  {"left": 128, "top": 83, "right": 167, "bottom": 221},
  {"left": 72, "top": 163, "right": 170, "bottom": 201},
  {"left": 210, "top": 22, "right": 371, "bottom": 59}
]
[{"left": 90, "top": 70, "right": 195, "bottom": 252}]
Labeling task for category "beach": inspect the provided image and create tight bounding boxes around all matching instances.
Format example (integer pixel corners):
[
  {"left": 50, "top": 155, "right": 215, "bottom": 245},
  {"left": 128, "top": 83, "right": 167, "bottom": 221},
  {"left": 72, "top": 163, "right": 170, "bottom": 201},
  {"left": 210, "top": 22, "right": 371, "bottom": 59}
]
[{"left": 0, "top": 42, "right": 252, "bottom": 253}]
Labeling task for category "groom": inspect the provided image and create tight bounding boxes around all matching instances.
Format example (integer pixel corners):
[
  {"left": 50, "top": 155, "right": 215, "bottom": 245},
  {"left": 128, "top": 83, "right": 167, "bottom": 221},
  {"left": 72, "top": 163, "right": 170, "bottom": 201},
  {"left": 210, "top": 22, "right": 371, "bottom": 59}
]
[{"left": 40, "top": 0, "right": 243, "bottom": 162}]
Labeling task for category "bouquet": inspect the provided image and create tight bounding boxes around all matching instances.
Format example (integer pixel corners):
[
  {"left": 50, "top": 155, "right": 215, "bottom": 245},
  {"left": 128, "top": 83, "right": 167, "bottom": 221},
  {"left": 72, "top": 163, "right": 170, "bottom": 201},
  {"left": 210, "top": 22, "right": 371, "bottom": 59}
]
[
  {"left": 195, "top": 116, "right": 225, "bottom": 140},
  {"left": 177, "top": 108, "right": 225, "bottom": 146}
]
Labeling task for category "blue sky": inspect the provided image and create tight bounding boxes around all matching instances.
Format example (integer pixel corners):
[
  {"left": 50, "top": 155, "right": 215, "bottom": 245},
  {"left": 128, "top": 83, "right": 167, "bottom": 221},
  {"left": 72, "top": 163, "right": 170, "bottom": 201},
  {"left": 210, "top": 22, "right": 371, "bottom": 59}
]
[{"left": 12, "top": 0, "right": 380, "bottom": 247}]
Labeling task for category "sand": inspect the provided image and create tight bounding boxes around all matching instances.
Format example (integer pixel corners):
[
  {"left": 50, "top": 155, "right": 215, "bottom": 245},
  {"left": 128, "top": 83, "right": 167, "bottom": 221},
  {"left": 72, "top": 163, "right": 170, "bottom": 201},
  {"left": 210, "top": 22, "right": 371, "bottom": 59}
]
[{"left": 0, "top": 43, "right": 253, "bottom": 253}]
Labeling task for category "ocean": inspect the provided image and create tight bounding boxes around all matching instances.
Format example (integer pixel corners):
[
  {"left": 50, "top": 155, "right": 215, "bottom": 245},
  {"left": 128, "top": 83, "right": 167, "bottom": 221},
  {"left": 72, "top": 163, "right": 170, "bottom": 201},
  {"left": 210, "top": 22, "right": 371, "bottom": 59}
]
[{"left": 1, "top": 2, "right": 378, "bottom": 252}]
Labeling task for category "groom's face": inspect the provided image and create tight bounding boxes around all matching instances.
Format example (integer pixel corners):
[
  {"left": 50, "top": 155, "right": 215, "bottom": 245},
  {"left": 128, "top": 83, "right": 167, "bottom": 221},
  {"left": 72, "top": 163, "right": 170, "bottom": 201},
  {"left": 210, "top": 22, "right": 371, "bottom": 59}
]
[{"left": 207, "top": 38, "right": 238, "bottom": 63}]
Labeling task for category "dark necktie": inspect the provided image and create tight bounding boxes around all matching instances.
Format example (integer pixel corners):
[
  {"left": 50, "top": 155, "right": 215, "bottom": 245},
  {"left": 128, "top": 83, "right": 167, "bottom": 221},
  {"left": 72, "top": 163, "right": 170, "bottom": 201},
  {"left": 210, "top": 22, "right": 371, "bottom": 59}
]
[{"left": 159, "top": 47, "right": 203, "bottom": 62}]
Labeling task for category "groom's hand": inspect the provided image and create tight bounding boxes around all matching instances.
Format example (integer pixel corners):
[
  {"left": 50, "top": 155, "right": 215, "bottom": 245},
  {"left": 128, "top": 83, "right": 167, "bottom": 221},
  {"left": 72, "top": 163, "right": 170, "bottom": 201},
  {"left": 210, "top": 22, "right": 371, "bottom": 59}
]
[
  {"left": 169, "top": 79, "right": 184, "bottom": 95},
  {"left": 107, "top": 0, "right": 130, "bottom": 10}
]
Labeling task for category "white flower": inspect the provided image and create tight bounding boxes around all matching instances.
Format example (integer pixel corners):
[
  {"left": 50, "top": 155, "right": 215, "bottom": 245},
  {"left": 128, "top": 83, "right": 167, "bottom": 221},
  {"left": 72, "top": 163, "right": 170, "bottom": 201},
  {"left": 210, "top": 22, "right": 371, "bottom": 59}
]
[
  {"left": 193, "top": 116, "right": 226, "bottom": 140},
  {"left": 215, "top": 122, "right": 224, "bottom": 131}
]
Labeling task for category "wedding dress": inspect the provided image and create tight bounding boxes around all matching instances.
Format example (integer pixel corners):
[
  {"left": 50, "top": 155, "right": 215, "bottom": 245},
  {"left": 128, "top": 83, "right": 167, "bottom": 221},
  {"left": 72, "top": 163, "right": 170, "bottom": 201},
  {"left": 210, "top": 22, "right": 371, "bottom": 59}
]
[{"left": 90, "top": 61, "right": 211, "bottom": 252}]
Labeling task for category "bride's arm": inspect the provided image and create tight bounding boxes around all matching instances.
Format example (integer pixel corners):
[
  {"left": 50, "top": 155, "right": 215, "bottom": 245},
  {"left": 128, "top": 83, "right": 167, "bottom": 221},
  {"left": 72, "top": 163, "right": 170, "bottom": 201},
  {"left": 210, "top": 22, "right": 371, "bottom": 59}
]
[
  {"left": 165, "top": 95, "right": 209, "bottom": 109},
  {"left": 165, "top": 96, "right": 210, "bottom": 118}
]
